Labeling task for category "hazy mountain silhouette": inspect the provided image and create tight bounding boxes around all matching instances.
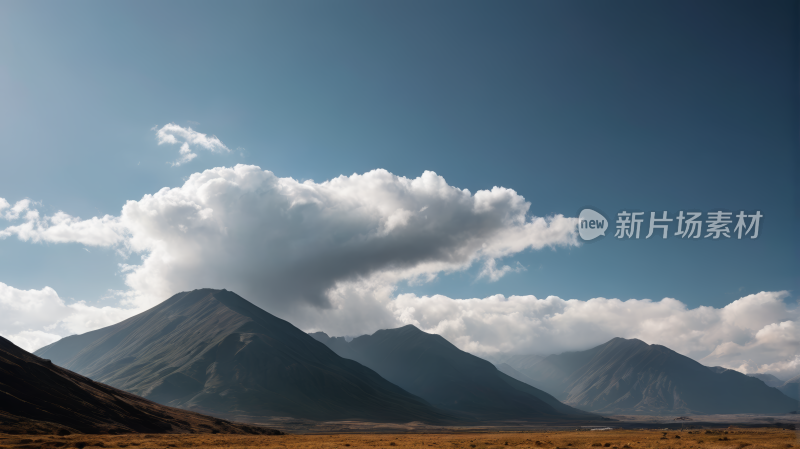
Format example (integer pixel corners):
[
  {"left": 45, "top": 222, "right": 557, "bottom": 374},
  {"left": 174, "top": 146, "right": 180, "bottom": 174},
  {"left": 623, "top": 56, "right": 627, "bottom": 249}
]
[
  {"left": 497, "top": 354, "right": 544, "bottom": 372},
  {"left": 748, "top": 373, "right": 786, "bottom": 388},
  {"left": 310, "top": 325, "right": 594, "bottom": 421},
  {"left": 0, "top": 336, "right": 280, "bottom": 435},
  {"left": 496, "top": 363, "right": 540, "bottom": 388},
  {"left": 35, "top": 289, "right": 453, "bottom": 423},
  {"left": 778, "top": 375, "right": 799, "bottom": 400},
  {"left": 503, "top": 337, "right": 797, "bottom": 415}
]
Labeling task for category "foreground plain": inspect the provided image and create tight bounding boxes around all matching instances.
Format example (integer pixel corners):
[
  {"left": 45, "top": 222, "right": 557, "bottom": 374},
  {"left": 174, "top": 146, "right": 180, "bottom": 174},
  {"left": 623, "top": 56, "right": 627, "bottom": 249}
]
[{"left": 0, "top": 427, "right": 796, "bottom": 449}]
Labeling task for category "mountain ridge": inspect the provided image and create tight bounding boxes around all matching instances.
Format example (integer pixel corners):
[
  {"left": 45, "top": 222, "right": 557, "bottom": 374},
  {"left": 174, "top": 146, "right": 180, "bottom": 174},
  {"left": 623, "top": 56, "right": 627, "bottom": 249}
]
[
  {"left": 35, "top": 289, "right": 455, "bottom": 424},
  {"left": 503, "top": 337, "right": 797, "bottom": 415},
  {"left": 310, "top": 325, "right": 596, "bottom": 422},
  {"left": 0, "top": 335, "right": 281, "bottom": 435}
]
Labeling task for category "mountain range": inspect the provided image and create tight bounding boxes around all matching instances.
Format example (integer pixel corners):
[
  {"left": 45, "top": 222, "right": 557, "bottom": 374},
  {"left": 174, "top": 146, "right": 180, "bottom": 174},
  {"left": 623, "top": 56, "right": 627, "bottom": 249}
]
[
  {"left": 776, "top": 375, "right": 799, "bottom": 400},
  {"left": 310, "top": 325, "right": 594, "bottom": 421},
  {"left": 28, "top": 288, "right": 796, "bottom": 424},
  {"left": 0, "top": 335, "right": 280, "bottom": 435},
  {"left": 747, "top": 373, "right": 799, "bottom": 400},
  {"left": 34, "top": 289, "right": 452, "bottom": 423},
  {"left": 748, "top": 373, "right": 786, "bottom": 388},
  {"left": 499, "top": 338, "right": 797, "bottom": 415}
]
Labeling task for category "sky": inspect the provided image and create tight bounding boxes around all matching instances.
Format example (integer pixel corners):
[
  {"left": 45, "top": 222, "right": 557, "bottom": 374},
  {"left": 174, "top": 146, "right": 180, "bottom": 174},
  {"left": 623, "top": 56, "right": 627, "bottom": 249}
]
[{"left": 0, "top": 1, "right": 798, "bottom": 379}]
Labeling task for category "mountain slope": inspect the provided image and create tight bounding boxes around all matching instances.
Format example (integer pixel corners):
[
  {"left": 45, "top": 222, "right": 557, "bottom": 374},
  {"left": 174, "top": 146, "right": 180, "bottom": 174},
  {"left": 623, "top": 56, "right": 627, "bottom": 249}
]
[
  {"left": 778, "top": 375, "right": 799, "bottom": 400},
  {"left": 34, "top": 289, "right": 453, "bottom": 423},
  {"left": 747, "top": 373, "right": 786, "bottom": 388},
  {"left": 0, "top": 336, "right": 280, "bottom": 435},
  {"left": 504, "top": 338, "right": 797, "bottom": 415},
  {"left": 310, "top": 325, "right": 593, "bottom": 421},
  {"left": 496, "top": 362, "right": 540, "bottom": 388}
]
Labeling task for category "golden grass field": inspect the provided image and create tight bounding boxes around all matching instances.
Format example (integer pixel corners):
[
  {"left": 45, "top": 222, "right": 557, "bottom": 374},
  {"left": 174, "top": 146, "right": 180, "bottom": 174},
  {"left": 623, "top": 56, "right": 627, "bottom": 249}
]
[{"left": 0, "top": 427, "right": 796, "bottom": 449}]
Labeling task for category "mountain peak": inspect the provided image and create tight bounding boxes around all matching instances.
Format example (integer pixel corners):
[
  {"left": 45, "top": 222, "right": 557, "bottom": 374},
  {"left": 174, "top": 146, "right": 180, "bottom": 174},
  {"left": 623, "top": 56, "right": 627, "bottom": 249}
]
[
  {"left": 393, "top": 324, "right": 424, "bottom": 333},
  {"left": 1, "top": 336, "right": 281, "bottom": 434},
  {"left": 506, "top": 337, "right": 798, "bottom": 414},
  {"left": 34, "top": 290, "right": 452, "bottom": 423},
  {"left": 605, "top": 337, "right": 648, "bottom": 346},
  {"left": 315, "top": 324, "right": 591, "bottom": 420}
]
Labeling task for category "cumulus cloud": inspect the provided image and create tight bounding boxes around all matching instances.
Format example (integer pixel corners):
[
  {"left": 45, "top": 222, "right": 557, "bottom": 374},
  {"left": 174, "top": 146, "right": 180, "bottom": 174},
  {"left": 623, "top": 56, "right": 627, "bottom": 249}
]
[
  {"left": 0, "top": 197, "right": 125, "bottom": 246},
  {"left": 0, "top": 199, "right": 33, "bottom": 220},
  {"left": 385, "top": 290, "right": 800, "bottom": 378},
  {"left": 0, "top": 164, "right": 796, "bottom": 379},
  {"left": 0, "top": 209, "right": 126, "bottom": 246},
  {"left": 0, "top": 165, "right": 577, "bottom": 333},
  {"left": 478, "top": 259, "right": 527, "bottom": 282},
  {"left": 154, "top": 123, "right": 230, "bottom": 166},
  {"left": 0, "top": 282, "right": 138, "bottom": 352},
  {"left": 117, "top": 166, "right": 578, "bottom": 312}
]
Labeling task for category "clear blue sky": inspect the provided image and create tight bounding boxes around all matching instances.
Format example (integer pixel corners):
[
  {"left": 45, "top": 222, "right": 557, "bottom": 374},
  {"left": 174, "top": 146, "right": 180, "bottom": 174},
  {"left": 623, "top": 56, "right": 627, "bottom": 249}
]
[{"left": 0, "top": 0, "right": 797, "bottom": 309}]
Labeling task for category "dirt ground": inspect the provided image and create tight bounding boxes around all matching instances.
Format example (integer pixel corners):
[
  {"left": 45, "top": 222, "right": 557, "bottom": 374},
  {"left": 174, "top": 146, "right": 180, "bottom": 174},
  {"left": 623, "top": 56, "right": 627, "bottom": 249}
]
[{"left": 0, "top": 427, "right": 796, "bottom": 449}]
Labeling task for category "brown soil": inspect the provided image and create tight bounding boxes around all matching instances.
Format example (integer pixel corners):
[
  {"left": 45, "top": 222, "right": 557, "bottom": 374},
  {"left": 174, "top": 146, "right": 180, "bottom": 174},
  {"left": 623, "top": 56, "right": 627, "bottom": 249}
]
[{"left": 0, "top": 427, "right": 796, "bottom": 449}]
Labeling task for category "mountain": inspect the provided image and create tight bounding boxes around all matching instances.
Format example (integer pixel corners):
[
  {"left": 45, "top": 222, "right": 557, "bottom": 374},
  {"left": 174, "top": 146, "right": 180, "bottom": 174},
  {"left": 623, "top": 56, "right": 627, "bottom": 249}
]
[
  {"left": 748, "top": 373, "right": 786, "bottom": 388},
  {"left": 0, "top": 335, "right": 280, "bottom": 435},
  {"left": 310, "top": 325, "right": 594, "bottom": 421},
  {"left": 499, "top": 354, "right": 544, "bottom": 372},
  {"left": 496, "top": 362, "right": 541, "bottom": 388},
  {"left": 34, "top": 289, "right": 453, "bottom": 424},
  {"left": 778, "top": 375, "right": 799, "bottom": 400},
  {"left": 503, "top": 337, "right": 798, "bottom": 415}
]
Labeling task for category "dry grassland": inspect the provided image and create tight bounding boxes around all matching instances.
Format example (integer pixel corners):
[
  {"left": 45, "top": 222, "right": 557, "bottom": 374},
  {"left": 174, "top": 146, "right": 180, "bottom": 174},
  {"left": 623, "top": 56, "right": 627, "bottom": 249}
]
[{"left": 0, "top": 428, "right": 795, "bottom": 449}]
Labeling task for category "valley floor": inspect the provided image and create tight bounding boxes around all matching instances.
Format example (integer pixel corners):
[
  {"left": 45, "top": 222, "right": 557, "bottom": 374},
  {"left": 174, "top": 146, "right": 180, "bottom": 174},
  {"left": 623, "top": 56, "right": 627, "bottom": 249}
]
[{"left": 0, "top": 427, "right": 796, "bottom": 449}]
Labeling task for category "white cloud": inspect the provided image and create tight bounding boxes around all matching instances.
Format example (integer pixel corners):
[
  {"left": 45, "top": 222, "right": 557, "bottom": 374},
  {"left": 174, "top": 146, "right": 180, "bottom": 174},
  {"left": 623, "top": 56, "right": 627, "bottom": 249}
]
[
  {"left": 0, "top": 208, "right": 126, "bottom": 246},
  {"left": 386, "top": 290, "right": 800, "bottom": 378},
  {"left": 116, "top": 166, "right": 578, "bottom": 312},
  {"left": 0, "top": 165, "right": 576, "bottom": 346},
  {"left": 0, "top": 282, "right": 139, "bottom": 352},
  {"left": 0, "top": 199, "right": 33, "bottom": 221},
  {"left": 0, "top": 164, "right": 796, "bottom": 379},
  {"left": 700, "top": 319, "right": 800, "bottom": 378},
  {"left": 154, "top": 123, "right": 230, "bottom": 166},
  {"left": 478, "top": 259, "right": 526, "bottom": 282}
]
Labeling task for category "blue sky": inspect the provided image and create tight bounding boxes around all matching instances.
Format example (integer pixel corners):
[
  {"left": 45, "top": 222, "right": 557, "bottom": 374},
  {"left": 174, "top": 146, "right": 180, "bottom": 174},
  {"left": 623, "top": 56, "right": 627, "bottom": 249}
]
[{"left": 0, "top": 1, "right": 797, "bottom": 366}]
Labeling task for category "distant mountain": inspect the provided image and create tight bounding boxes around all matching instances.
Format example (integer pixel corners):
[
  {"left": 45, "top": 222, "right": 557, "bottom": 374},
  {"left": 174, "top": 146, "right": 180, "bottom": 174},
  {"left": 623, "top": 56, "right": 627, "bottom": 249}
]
[
  {"left": 496, "top": 362, "right": 541, "bottom": 388},
  {"left": 310, "top": 325, "right": 594, "bottom": 421},
  {"left": 503, "top": 337, "right": 797, "bottom": 415},
  {"left": 748, "top": 373, "right": 787, "bottom": 388},
  {"left": 501, "top": 354, "right": 544, "bottom": 372},
  {"left": 778, "top": 375, "right": 799, "bottom": 401},
  {"left": 35, "top": 289, "right": 453, "bottom": 424},
  {"left": 0, "top": 335, "right": 280, "bottom": 435}
]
